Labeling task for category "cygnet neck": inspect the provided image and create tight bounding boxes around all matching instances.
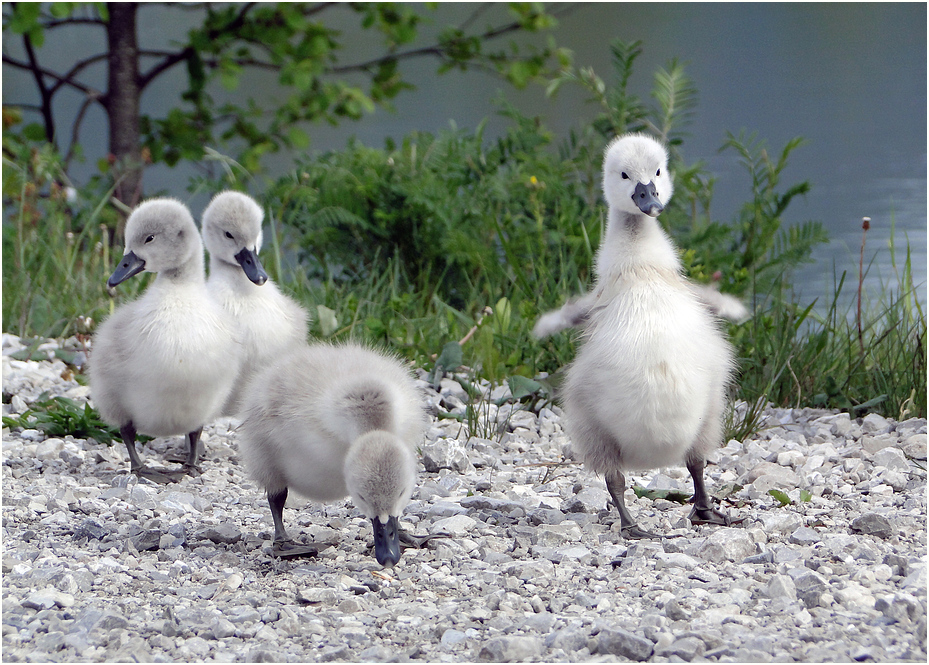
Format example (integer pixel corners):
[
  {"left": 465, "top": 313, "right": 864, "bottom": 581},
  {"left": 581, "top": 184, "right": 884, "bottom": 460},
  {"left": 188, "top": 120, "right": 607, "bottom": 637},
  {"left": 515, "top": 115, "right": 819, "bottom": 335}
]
[{"left": 598, "top": 208, "right": 681, "bottom": 278}]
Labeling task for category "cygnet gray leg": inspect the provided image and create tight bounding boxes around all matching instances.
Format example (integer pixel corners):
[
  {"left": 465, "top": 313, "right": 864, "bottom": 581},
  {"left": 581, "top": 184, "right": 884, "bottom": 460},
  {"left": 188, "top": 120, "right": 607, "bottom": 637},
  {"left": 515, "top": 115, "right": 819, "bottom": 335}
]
[
  {"left": 119, "top": 422, "right": 178, "bottom": 485},
  {"left": 181, "top": 428, "right": 202, "bottom": 474},
  {"left": 605, "top": 471, "right": 661, "bottom": 539},
  {"left": 686, "top": 457, "right": 732, "bottom": 526},
  {"left": 267, "top": 487, "right": 321, "bottom": 558}
]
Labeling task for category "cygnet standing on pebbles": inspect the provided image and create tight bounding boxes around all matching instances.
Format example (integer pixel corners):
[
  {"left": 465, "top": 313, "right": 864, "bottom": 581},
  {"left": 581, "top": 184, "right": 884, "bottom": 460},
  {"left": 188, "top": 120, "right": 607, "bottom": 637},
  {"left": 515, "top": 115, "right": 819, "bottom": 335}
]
[
  {"left": 90, "top": 198, "right": 241, "bottom": 483},
  {"left": 534, "top": 133, "right": 738, "bottom": 538},
  {"left": 239, "top": 343, "right": 427, "bottom": 566},
  {"left": 201, "top": 191, "right": 309, "bottom": 416}
]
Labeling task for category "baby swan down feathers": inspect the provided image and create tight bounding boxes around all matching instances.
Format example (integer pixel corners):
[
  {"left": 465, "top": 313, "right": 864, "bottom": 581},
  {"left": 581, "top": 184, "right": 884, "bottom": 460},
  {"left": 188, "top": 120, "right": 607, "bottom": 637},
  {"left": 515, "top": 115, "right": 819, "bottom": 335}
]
[
  {"left": 90, "top": 198, "right": 240, "bottom": 483},
  {"left": 239, "top": 343, "right": 427, "bottom": 567},
  {"left": 201, "top": 191, "right": 309, "bottom": 416},
  {"left": 535, "top": 133, "right": 737, "bottom": 538}
]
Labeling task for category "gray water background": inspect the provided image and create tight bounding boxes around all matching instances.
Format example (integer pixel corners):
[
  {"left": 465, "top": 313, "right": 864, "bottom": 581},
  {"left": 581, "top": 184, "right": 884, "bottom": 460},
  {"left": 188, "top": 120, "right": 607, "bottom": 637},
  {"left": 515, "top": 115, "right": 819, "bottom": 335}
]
[{"left": 3, "top": 2, "right": 926, "bottom": 308}]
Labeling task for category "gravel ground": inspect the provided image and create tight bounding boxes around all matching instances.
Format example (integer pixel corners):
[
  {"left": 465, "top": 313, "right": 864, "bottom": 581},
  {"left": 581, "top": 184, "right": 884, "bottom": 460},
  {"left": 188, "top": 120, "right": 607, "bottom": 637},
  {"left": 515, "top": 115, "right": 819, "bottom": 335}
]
[{"left": 2, "top": 333, "right": 927, "bottom": 663}]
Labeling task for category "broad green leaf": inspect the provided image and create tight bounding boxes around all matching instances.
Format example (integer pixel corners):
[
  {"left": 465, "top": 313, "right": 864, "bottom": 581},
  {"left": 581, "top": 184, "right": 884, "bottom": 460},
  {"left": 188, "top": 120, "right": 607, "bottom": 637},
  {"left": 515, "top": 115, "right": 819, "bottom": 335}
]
[
  {"left": 768, "top": 489, "right": 791, "bottom": 507},
  {"left": 288, "top": 127, "right": 310, "bottom": 150},
  {"left": 22, "top": 123, "right": 47, "bottom": 141},
  {"left": 507, "top": 375, "right": 542, "bottom": 400},
  {"left": 632, "top": 486, "right": 692, "bottom": 504}
]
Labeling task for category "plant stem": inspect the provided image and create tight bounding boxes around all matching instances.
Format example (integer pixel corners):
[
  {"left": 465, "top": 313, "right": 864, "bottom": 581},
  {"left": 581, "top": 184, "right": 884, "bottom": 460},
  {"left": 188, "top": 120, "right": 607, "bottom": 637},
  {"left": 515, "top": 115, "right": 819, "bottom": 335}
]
[{"left": 857, "top": 217, "right": 870, "bottom": 357}]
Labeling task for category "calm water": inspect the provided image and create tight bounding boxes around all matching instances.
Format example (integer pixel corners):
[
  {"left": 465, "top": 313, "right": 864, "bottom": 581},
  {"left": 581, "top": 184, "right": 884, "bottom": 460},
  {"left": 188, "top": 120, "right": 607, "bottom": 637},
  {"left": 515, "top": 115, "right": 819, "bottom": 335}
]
[{"left": 4, "top": 3, "right": 926, "bottom": 306}]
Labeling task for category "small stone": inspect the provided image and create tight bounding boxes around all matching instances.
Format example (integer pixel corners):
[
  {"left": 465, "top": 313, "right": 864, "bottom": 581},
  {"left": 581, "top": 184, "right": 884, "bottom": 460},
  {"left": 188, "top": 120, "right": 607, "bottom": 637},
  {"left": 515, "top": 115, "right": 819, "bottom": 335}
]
[
  {"left": 477, "top": 636, "right": 543, "bottom": 662},
  {"left": 73, "top": 518, "right": 108, "bottom": 541},
  {"left": 209, "top": 617, "right": 237, "bottom": 639},
  {"left": 596, "top": 627, "right": 655, "bottom": 661},
  {"left": 35, "top": 437, "right": 64, "bottom": 460},
  {"left": 861, "top": 413, "right": 891, "bottom": 434},
  {"left": 656, "top": 636, "right": 705, "bottom": 660},
  {"left": 432, "top": 514, "right": 478, "bottom": 537},
  {"left": 759, "top": 511, "right": 803, "bottom": 534},
  {"left": 562, "top": 486, "right": 611, "bottom": 513},
  {"left": 861, "top": 434, "right": 898, "bottom": 454},
  {"left": 694, "top": 528, "right": 755, "bottom": 562},
  {"left": 197, "top": 523, "right": 242, "bottom": 544},
  {"left": 789, "top": 526, "right": 821, "bottom": 545},
  {"left": 874, "top": 594, "right": 922, "bottom": 624},
  {"left": 766, "top": 574, "right": 797, "bottom": 601},
  {"left": 872, "top": 446, "right": 910, "bottom": 471},
  {"left": 850, "top": 513, "right": 895, "bottom": 539},
  {"left": 901, "top": 433, "right": 927, "bottom": 460},
  {"left": 655, "top": 552, "right": 700, "bottom": 570},
  {"left": 298, "top": 588, "right": 339, "bottom": 605},
  {"left": 22, "top": 588, "right": 74, "bottom": 610},
  {"left": 664, "top": 598, "right": 689, "bottom": 621},
  {"left": 441, "top": 628, "right": 468, "bottom": 647},
  {"left": 248, "top": 649, "right": 289, "bottom": 663},
  {"left": 131, "top": 529, "right": 163, "bottom": 551},
  {"left": 533, "top": 523, "right": 583, "bottom": 547}
]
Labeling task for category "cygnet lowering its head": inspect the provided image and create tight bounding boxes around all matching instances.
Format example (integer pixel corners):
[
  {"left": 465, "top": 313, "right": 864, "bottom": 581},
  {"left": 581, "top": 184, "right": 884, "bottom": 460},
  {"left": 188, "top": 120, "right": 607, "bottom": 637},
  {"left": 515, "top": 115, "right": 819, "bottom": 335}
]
[{"left": 239, "top": 343, "right": 426, "bottom": 566}]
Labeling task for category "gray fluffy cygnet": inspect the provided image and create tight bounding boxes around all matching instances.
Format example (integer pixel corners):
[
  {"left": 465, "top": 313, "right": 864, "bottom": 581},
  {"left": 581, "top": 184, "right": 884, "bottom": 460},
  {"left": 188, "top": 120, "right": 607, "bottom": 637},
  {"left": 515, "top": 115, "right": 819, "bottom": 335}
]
[
  {"left": 534, "top": 133, "right": 739, "bottom": 538},
  {"left": 238, "top": 343, "right": 427, "bottom": 566}
]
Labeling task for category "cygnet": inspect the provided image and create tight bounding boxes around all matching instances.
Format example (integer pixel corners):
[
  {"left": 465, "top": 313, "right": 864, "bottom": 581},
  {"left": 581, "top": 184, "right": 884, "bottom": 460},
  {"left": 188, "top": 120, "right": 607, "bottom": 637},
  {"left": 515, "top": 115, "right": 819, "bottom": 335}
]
[
  {"left": 201, "top": 191, "right": 309, "bottom": 416},
  {"left": 90, "top": 198, "right": 241, "bottom": 483},
  {"left": 534, "top": 133, "right": 738, "bottom": 538},
  {"left": 239, "top": 343, "right": 427, "bottom": 566}
]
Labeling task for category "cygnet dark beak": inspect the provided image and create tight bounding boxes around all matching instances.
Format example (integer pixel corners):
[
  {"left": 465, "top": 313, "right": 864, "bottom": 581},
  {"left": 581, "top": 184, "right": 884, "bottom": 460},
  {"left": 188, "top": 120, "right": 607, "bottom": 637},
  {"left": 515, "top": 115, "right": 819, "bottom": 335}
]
[
  {"left": 632, "top": 181, "right": 663, "bottom": 216},
  {"left": 234, "top": 247, "right": 268, "bottom": 285},
  {"left": 372, "top": 515, "right": 401, "bottom": 568},
  {"left": 107, "top": 251, "right": 146, "bottom": 288}
]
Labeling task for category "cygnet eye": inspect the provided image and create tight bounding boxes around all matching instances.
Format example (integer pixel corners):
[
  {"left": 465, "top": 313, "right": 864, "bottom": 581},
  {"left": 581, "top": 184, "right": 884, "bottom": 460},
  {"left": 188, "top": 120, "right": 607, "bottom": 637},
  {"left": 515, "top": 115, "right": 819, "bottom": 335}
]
[
  {"left": 144, "top": 235, "right": 155, "bottom": 244},
  {"left": 656, "top": 168, "right": 661, "bottom": 177},
  {"left": 621, "top": 172, "right": 629, "bottom": 180},
  {"left": 225, "top": 231, "right": 234, "bottom": 240}
]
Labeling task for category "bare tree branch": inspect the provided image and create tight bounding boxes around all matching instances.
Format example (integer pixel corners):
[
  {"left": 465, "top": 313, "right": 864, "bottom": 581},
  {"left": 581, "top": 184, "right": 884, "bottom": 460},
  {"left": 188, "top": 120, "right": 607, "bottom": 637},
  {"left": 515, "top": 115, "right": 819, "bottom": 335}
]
[
  {"left": 22, "top": 33, "right": 56, "bottom": 144},
  {"left": 3, "top": 55, "right": 104, "bottom": 97},
  {"left": 49, "top": 53, "right": 109, "bottom": 96},
  {"left": 64, "top": 92, "right": 101, "bottom": 171},
  {"left": 41, "top": 18, "right": 105, "bottom": 29}
]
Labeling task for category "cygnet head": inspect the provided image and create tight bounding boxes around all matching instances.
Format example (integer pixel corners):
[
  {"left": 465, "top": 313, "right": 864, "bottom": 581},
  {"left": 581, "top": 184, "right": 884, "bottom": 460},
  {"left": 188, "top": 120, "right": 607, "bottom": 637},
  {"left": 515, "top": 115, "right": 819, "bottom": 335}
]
[
  {"left": 343, "top": 431, "right": 417, "bottom": 568},
  {"left": 108, "top": 198, "right": 202, "bottom": 287},
  {"left": 602, "top": 133, "right": 674, "bottom": 217},
  {"left": 201, "top": 191, "right": 268, "bottom": 285}
]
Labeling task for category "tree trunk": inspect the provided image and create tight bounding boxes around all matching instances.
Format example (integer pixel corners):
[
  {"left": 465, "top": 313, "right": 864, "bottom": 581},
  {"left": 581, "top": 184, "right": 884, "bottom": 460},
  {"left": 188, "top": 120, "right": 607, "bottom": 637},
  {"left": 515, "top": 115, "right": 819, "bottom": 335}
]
[{"left": 105, "top": 3, "right": 142, "bottom": 210}]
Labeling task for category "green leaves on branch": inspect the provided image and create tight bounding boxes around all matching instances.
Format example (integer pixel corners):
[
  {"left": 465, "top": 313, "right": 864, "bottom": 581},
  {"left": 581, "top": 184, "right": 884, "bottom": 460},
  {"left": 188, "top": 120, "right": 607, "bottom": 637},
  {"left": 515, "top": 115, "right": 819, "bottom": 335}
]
[{"left": 135, "top": 2, "right": 567, "bottom": 174}]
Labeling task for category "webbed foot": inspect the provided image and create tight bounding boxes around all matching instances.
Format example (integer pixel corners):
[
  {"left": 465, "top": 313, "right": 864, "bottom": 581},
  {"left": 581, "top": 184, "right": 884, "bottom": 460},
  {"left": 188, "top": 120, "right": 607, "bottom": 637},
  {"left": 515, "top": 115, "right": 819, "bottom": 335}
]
[
  {"left": 272, "top": 540, "right": 324, "bottom": 559},
  {"left": 399, "top": 531, "right": 451, "bottom": 549},
  {"left": 688, "top": 505, "right": 742, "bottom": 526},
  {"left": 620, "top": 524, "right": 664, "bottom": 540},
  {"left": 133, "top": 466, "right": 181, "bottom": 485}
]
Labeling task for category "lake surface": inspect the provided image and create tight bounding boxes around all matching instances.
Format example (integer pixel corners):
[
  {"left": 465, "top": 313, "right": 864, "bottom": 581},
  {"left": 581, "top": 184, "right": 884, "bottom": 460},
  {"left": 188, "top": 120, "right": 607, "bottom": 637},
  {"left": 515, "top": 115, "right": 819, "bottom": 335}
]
[{"left": 4, "top": 3, "right": 926, "bottom": 307}]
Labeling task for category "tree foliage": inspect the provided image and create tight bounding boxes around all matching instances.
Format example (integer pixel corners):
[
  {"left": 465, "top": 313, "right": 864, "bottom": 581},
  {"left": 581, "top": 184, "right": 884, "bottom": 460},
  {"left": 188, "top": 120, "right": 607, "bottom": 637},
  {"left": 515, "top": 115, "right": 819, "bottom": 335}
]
[{"left": 2, "top": 2, "right": 575, "bottom": 204}]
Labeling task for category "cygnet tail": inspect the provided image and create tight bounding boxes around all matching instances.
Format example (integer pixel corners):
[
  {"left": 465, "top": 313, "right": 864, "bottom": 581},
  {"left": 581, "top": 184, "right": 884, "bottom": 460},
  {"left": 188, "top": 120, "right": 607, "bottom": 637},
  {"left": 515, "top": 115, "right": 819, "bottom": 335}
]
[{"left": 337, "top": 380, "right": 395, "bottom": 437}]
